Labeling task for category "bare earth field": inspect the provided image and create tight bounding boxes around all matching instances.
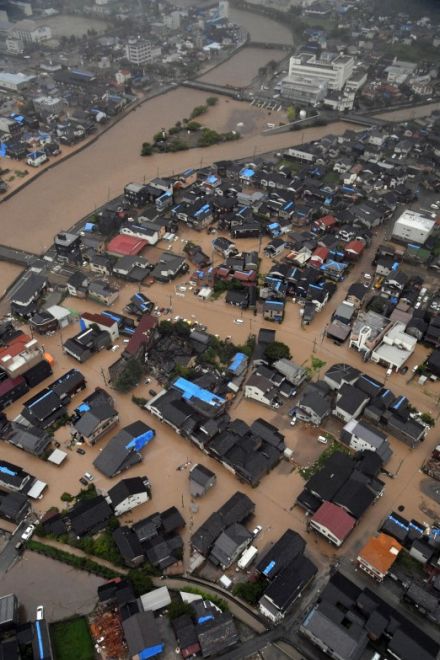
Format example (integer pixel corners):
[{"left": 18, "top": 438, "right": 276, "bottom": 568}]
[{"left": 36, "top": 15, "right": 109, "bottom": 38}]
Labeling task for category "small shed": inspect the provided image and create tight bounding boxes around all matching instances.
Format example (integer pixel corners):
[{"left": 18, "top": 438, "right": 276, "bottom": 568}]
[
  {"left": 47, "top": 448, "right": 68, "bottom": 465},
  {"left": 139, "top": 586, "right": 171, "bottom": 612},
  {"left": 189, "top": 464, "right": 216, "bottom": 497}
]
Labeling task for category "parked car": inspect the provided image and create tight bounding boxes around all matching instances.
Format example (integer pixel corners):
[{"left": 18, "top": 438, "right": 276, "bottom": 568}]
[
  {"left": 36, "top": 606, "right": 44, "bottom": 620},
  {"left": 149, "top": 389, "right": 157, "bottom": 397},
  {"left": 252, "top": 525, "right": 263, "bottom": 537},
  {"left": 21, "top": 524, "right": 35, "bottom": 541},
  {"left": 84, "top": 472, "right": 94, "bottom": 482},
  {"left": 317, "top": 435, "right": 328, "bottom": 444},
  {"left": 79, "top": 477, "right": 88, "bottom": 486},
  {"left": 76, "top": 447, "right": 86, "bottom": 455}
]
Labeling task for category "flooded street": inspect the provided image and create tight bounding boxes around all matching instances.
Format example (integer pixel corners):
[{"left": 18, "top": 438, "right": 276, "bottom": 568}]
[
  {"left": 0, "top": 263, "right": 23, "bottom": 297},
  {"left": 199, "top": 46, "right": 286, "bottom": 87},
  {"left": 0, "top": 552, "right": 103, "bottom": 621},
  {"left": 0, "top": 221, "right": 438, "bottom": 573}
]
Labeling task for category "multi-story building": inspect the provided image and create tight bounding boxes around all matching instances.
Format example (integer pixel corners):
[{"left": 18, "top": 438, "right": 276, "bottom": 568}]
[
  {"left": 282, "top": 52, "right": 354, "bottom": 104},
  {"left": 8, "top": 19, "right": 51, "bottom": 44},
  {"left": 125, "top": 38, "right": 152, "bottom": 65}
]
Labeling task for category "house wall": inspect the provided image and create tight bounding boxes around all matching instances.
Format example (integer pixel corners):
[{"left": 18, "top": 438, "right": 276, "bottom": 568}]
[
  {"left": 83, "top": 415, "right": 119, "bottom": 446},
  {"left": 357, "top": 557, "right": 385, "bottom": 581},
  {"left": 114, "top": 492, "right": 149, "bottom": 516},
  {"left": 244, "top": 385, "right": 271, "bottom": 406},
  {"left": 259, "top": 598, "right": 282, "bottom": 624},
  {"left": 309, "top": 521, "right": 343, "bottom": 547}
]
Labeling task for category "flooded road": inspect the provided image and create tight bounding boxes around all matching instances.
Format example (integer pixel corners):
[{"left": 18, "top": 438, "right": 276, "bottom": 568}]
[
  {"left": 0, "top": 88, "right": 351, "bottom": 253},
  {"left": 375, "top": 101, "right": 440, "bottom": 121},
  {"left": 199, "top": 46, "right": 286, "bottom": 87},
  {"left": 0, "top": 552, "right": 103, "bottom": 621}
]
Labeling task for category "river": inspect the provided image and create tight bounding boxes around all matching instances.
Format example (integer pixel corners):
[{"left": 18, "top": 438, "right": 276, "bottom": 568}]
[
  {"left": 199, "top": 46, "right": 286, "bottom": 87},
  {"left": 229, "top": 6, "right": 293, "bottom": 44},
  {"left": 0, "top": 88, "right": 351, "bottom": 253}
]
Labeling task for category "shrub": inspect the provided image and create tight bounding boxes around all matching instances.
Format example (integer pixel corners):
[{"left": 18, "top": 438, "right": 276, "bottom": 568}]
[
  {"left": 233, "top": 580, "right": 265, "bottom": 605},
  {"left": 27, "top": 540, "right": 122, "bottom": 580},
  {"left": 264, "top": 341, "right": 291, "bottom": 362},
  {"left": 206, "top": 96, "right": 218, "bottom": 106},
  {"left": 190, "top": 105, "right": 208, "bottom": 119},
  {"left": 61, "top": 492, "right": 74, "bottom": 503}
]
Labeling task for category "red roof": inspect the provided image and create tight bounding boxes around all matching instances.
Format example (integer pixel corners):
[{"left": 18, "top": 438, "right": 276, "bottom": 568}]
[
  {"left": 318, "top": 214, "right": 337, "bottom": 227},
  {"left": 0, "top": 375, "right": 26, "bottom": 397},
  {"left": 311, "top": 502, "right": 355, "bottom": 542},
  {"left": 311, "top": 247, "right": 329, "bottom": 261},
  {"left": 0, "top": 333, "right": 31, "bottom": 361},
  {"left": 106, "top": 234, "right": 147, "bottom": 256},
  {"left": 124, "top": 314, "right": 157, "bottom": 355},
  {"left": 345, "top": 239, "right": 365, "bottom": 254},
  {"left": 81, "top": 312, "right": 116, "bottom": 328}
]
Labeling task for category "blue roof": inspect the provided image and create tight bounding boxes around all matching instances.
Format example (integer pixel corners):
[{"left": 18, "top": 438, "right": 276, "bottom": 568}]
[
  {"left": 229, "top": 352, "right": 246, "bottom": 374},
  {"left": 173, "top": 377, "right": 225, "bottom": 407},
  {"left": 77, "top": 403, "right": 90, "bottom": 413},
  {"left": 139, "top": 643, "right": 165, "bottom": 660},
  {"left": 198, "top": 615, "right": 214, "bottom": 624}
]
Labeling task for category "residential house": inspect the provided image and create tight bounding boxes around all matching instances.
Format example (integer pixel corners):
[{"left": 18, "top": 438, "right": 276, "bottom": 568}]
[
  {"left": 209, "top": 523, "right": 252, "bottom": 569},
  {"left": 93, "top": 421, "right": 155, "bottom": 477},
  {"left": 112, "top": 526, "right": 145, "bottom": 568},
  {"left": 340, "top": 419, "right": 392, "bottom": 464},
  {"left": 189, "top": 464, "right": 216, "bottom": 497},
  {"left": 296, "top": 381, "right": 332, "bottom": 425},
  {"left": 333, "top": 383, "right": 370, "bottom": 423},
  {"left": 309, "top": 501, "right": 356, "bottom": 547},
  {"left": 259, "top": 555, "right": 317, "bottom": 623},
  {"left": 67, "top": 272, "right": 89, "bottom": 298},
  {"left": 357, "top": 533, "right": 402, "bottom": 582},
  {"left": 122, "top": 612, "right": 164, "bottom": 660},
  {"left": 106, "top": 476, "right": 151, "bottom": 516},
  {"left": 88, "top": 280, "right": 119, "bottom": 305},
  {"left": 72, "top": 388, "right": 119, "bottom": 445},
  {"left": 67, "top": 496, "right": 113, "bottom": 537}
]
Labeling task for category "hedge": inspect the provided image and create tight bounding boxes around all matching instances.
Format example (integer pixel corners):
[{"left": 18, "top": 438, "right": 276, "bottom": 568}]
[{"left": 27, "top": 540, "right": 123, "bottom": 580}]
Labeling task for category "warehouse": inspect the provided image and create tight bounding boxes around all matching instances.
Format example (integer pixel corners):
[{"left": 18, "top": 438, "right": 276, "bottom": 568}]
[{"left": 392, "top": 210, "right": 436, "bottom": 245}]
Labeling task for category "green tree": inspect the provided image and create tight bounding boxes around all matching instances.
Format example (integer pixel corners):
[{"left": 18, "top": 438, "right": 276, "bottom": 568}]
[
  {"left": 141, "top": 142, "right": 153, "bottom": 156},
  {"left": 287, "top": 105, "right": 296, "bottom": 122},
  {"left": 114, "top": 358, "right": 144, "bottom": 393},
  {"left": 206, "top": 96, "right": 218, "bottom": 106},
  {"left": 153, "top": 130, "right": 166, "bottom": 143},
  {"left": 159, "top": 320, "right": 174, "bottom": 336},
  {"left": 167, "top": 598, "right": 194, "bottom": 620},
  {"left": 311, "top": 355, "right": 326, "bottom": 373},
  {"left": 233, "top": 580, "right": 265, "bottom": 605},
  {"left": 190, "top": 105, "right": 208, "bottom": 119},
  {"left": 420, "top": 412, "right": 435, "bottom": 427},
  {"left": 60, "top": 492, "right": 73, "bottom": 503},
  {"left": 264, "top": 341, "right": 291, "bottom": 362},
  {"left": 174, "top": 320, "right": 191, "bottom": 338},
  {"left": 127, "top": 568, "right": 154, "bottom": 596},
  {"left": 187, "top": 121, "right": 201, "bottom": 132}
]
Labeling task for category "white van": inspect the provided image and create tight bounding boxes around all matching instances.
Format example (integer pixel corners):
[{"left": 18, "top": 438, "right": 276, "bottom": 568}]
[{"left": 237, "top": 545, "right": 258, "bottom": 570}]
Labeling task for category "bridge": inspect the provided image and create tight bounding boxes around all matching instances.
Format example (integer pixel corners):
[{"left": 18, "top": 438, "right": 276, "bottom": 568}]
[
  {"left": 0, "top": 244, "right": 39, "bottom": 267},
  {"left": 248, "top": 41, "right": 292, "bottom": 51},
  {"left": 181, "top": 79, "right": 244, "bottom": 99},
  {"left": 343, "top": 113, "right": 390, "bottom": 127}
]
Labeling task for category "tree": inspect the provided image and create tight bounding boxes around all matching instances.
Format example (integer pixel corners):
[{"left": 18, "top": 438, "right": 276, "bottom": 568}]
[
  {"left": 420, "top": 412, "right": 435, "bottom": 427},
  {"left": 127, "top": 568, "right": 154, "bottom": 597},
  {"left": 190, "top": 105, "right": 208, "bottom": 119},
  {"left": 287, "top": 105, "right": 296, "bottom": 122},
  {"left": 159, "top": 320, "right": 174, "bottom": 336},
  {"left": 167, "top": 598, "right": 194, "bottom": 620},
  {"left": 153, "top": 130, "right": 166, "bottom": 143},
  {"left": 264, "top": 341, "right": 291, "bottom": 362},
  {"left": 187, "top": 121, "right": 201, "bottom": 132},
  {"left": 311, "top": 355, "right": 326, "bottom": 373},
  {"left": 174, "top": 320, "right": 191, "bottom": 338},
  {"left": 60, "top": 492, "right": 73, "bottom": 502},
  {"left": 206, "top": 96, "right": 218, "bottom": 106},
  {"left": 141, "top": 142, "right": 153, "bottom": 156},
  {"left": 114, "top": 358, "right": 144, "bottom": 393},
  {"left": 233, "top": 580, "right": 265, "bottom": 605}
]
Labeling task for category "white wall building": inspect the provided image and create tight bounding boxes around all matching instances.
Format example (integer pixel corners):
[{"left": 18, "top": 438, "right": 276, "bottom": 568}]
[
  {"left": 125, "top": 38, "right": 152, "bottom": 65},
  {"left": 370, "top": 321, "right": 417, "bottom": 371},
  {"left": 106, "top": 477, "right": 151, "bottom": 516},
  {"left": 219, "top": 0, "right": 229, "bottom": 19},
  {"left": 392, "top": 209, "right": 436, "bottom": 245},
  {"left": 9, "top": 20, "right": 51, "bottom": 44},
  {"left": 282, "top": 52, "right": 355, "bottom": 105}
]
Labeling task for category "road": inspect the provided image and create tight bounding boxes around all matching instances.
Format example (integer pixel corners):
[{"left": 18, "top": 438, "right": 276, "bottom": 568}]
[{"left": 0, "top": 520, "right": 28, "bottom": 572}]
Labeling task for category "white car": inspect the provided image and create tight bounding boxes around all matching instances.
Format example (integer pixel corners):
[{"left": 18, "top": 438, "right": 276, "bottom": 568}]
[
  {"left": 234, "top": 319, "right": 244, "bottom": 325},
  {"left": 36, "top": 606, "right": 44, "bottom": 620},
  {"left": 21, "top": 524, "right": 35, "bottom": 541},
  {"left": 430, "top": 202, "right": 440, "bottom": 210},
  {"left": 252, "top": 525, "right": 263, "bottom": 537},
  {"left": 84, "top": 472, "right": 94, "bottom": 482},
  {"left": 317, "top": 435, "right": 328, "bottom": 444}
]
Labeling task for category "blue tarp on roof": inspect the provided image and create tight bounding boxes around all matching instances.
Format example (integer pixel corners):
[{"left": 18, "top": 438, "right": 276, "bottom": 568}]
[
  {"left": 229, "top": 352, "right": 246, "bottom": 374},
  {"left": 125, "top": 429, "right": 155, "bottom": 452},
  {"left": 0, "top": 465, "right": 16, "bottom": 477},
  {"left": 240, "top": 167, "right": 255, "bottom": 178},
  {"left": 263, "top": 560, "right": 276, "bottom": 576},
  {"left": 139, "top": 643, "right": 165, "bottom": 660},
  {"left": 173, "top": 377, "right": 225, "bottom": 407},
  {"left": 320, "top": 260, "right": 347, "bottom": 272}
]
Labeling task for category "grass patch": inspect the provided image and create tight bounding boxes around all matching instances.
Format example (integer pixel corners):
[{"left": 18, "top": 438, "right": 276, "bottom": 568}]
[
  {"left": 51, "top": 617, "right": 94, "bottom": 660},
  {"left": 299, "top": 438, "right": 350, "bottom": 480}
]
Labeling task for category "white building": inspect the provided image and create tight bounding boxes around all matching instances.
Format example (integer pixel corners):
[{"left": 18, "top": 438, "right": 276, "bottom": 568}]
[
  {"left": 219, "top": 0, "right": 229, "bottom": 18},
  {"left": 385, "top": 58, "right": 417, "bottom": 84},
  {"left": 165, "top": 11, "right": 181, "bottom": 30},
  {"left": 106, "top": 477, "right": 151, "bottom": 516},
  {"left": 125, "top": 38, "right": 152, "bottom": 65},
  {"left": 392, "top": 209, "right": 436, "bottom": 245},
  {"left": 9, "top": 19, "right": 51, "bottom": 44},
  {"left": 0, "top": 71, "right": 35, "bottom": 92},
  {"left": 341, "top": 419, "right": 392, "bottom": 463},
  {"left": 370, "top": 321, "right": 417, "bottom": 371},
  {"left": 282, "top": 52, "right": 355, "bottom": 104}
]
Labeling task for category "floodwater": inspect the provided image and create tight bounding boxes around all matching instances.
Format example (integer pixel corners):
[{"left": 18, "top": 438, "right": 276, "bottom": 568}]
[
  {"left": 0, "top": 552, "right": 103, "bottom": 621},
  {"left": 199, "top": 46, "right": 286, "bottom": 87},
  {"left": 229, "top": 7, "right": 293, "bottom": 45},
  {"left": 374, "top": 101, "right": 440, "bottom": 121},
  {"left": 0, "top": 263, "right": 23, "bottom": 297},
  {"left": 0, "top": 221, "right": 438, "bottom": 573},
  {"left": 0, "top": 87, "right": 351, "bottom": 253},
  {"left": 37, "top": 15, "right": 109, "bottom": 38}
]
